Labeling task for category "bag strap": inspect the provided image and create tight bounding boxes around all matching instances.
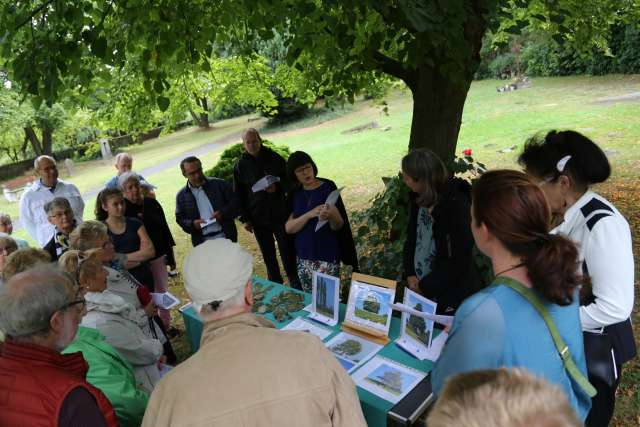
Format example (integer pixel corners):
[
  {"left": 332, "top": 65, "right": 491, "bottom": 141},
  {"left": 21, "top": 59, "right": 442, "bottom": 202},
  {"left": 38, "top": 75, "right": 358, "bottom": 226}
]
[{"left": 497, "top": 276, "right": 597, "bottom": 397}]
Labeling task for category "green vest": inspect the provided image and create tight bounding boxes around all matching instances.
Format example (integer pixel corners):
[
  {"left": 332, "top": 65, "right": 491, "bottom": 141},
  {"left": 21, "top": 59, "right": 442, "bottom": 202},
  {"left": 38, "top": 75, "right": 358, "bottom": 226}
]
[{"left": 63, "top": 326, "right": 149, "bottom": 427}]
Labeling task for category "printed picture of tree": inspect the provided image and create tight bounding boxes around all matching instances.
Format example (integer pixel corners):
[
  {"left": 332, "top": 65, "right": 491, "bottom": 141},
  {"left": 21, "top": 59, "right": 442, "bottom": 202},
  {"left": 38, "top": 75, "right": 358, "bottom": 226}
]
[
  {"left": 365, "top": 363, "right": 417, "bottom": 396},
  {"left": 406, "top": 303, "right": 430, "bottom": 346},
  {"left": 316, "top": 275, "right": 336, "bottom": 318},
  {"left": 354, "top": 288, "right": 391, "bottom": 326}
]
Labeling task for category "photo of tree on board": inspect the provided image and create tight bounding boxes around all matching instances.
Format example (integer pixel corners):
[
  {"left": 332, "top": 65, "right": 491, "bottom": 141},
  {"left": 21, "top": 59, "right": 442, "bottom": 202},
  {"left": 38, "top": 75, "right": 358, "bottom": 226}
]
[
  {"left": 316, "top": 275, "right": 336, "bottom": 318},
  {"left": 402, "top": 291, "right": 436, "bottom": 348},
  {"left": 354, "top": 287, "right": 391, "bottom": 326}
]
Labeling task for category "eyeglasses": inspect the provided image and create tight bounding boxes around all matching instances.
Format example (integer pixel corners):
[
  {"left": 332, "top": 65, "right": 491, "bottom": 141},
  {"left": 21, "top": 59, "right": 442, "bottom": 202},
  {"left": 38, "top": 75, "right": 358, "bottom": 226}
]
[
  {"left": 48, "top": 210, "right": 73, "bottom": 219},
  {"left": 0, "top": 246, "right": 14, "bottom": 255},
  {"left": 184, "top": 167, "right": 203, "bottom": 177},
  {"left": 60, "top": 298, "right": 86, "bottom": 313}
]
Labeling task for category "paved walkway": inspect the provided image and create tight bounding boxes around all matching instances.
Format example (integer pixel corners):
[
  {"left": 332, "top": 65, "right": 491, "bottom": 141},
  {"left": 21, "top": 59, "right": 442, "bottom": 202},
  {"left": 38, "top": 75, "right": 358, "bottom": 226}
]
[{"left": 15, "top": 130, "right": 244, "bottom": 232}]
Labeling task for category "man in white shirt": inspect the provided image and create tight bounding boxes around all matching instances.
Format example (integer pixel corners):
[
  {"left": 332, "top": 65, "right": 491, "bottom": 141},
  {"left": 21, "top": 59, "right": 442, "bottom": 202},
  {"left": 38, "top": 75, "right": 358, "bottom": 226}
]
[{"left": 19, "top": 156, "right": 85, "bottom": 246}]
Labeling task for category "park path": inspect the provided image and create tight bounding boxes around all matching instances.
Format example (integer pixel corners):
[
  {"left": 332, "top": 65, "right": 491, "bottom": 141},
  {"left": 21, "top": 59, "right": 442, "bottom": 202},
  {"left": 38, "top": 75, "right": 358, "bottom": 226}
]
[{"left": 15, "top": 130, "right": 244, "bottom": 232}]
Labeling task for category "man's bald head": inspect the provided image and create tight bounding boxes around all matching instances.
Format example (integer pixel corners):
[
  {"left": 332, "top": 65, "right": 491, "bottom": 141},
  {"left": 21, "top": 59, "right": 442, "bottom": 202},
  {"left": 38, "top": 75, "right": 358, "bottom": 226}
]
[{"left": 0, "top": 267, "right": 75, "bottom": 340}]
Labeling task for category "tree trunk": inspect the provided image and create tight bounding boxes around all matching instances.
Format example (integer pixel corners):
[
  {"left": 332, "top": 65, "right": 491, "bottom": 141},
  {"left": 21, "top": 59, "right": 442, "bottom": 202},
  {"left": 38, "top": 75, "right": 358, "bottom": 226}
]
[
  {"left": 24, "top": 126, "right": 43, "bottom": 156},
  {"left": 42, "top": 127, "right": 53, "bottom": 155},
  {"left": 407, "top": 66, "right": 472, "bottom": 162},
  {"left": 198, "top": 97, "right": 209, "bottom": 128}
]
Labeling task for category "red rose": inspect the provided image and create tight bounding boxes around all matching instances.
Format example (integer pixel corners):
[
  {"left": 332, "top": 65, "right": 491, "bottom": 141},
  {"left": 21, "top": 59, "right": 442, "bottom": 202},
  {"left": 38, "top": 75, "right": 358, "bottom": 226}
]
[{"left": 463, "top": 149, "right": 473, "bottom": 156}]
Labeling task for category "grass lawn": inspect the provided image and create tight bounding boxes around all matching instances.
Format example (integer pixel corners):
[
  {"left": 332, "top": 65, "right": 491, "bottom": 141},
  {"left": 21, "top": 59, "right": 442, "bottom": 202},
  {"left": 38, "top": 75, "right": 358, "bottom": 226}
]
[{"left": 2, "top": 74, "right": 639, "bottom": 425}]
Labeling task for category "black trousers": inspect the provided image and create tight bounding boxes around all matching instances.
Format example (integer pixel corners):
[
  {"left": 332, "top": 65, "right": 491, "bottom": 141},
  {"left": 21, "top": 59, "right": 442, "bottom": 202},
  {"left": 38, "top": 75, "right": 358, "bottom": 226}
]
[
  {"left": 253, "top": 223, "right": 301, "bottom": 289},
  {"left": 585, "top": 365, "right": 622, "bottom": 427}
]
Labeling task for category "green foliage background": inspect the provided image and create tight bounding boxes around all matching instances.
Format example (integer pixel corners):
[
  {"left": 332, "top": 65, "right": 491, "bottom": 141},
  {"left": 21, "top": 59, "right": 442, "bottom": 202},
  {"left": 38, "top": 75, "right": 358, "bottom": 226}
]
[{"left": 203, "top": 140, "right": 290, "bottom": 182}]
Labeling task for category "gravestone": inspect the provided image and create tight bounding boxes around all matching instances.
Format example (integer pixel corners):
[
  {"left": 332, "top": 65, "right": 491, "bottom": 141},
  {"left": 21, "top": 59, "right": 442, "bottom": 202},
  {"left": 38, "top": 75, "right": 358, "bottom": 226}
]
[{"left": 99, "top": 139, "right": 112, "bottom": 160}]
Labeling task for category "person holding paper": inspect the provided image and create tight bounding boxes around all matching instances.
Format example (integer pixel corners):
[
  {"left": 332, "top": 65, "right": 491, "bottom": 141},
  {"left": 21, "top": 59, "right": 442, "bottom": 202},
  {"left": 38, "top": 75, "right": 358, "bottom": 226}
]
[
  {"left": 431, "top": 170, "right": 591, "bottom": 421},
  {"left": 285, "top": 151, "right": 358, "bottom": 292},
  {"left": 233, "top": 128, "right": 299, "bottom": 288},
  {"left": 176, "top": 156, "right": 238, "bottom": 246},
  {"left": 401, "top": 148, "right": 481, "bottom": 314}
]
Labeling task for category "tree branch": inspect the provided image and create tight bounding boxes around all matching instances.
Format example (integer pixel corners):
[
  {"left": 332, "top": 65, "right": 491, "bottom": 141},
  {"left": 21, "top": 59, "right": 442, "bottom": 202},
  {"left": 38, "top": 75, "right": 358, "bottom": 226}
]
[
  {"left": 373, "top": 51, "right": 417, "bottom": 91},
  {"left": 14, "top": 0, "right": 55, "bottom": 33}
]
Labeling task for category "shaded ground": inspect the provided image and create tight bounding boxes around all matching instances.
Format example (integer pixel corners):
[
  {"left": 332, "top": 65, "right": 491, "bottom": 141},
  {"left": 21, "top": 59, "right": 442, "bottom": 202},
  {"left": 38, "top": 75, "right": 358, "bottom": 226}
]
[{"left": 596, "top": 178, "right": 640, "bottom": 427}]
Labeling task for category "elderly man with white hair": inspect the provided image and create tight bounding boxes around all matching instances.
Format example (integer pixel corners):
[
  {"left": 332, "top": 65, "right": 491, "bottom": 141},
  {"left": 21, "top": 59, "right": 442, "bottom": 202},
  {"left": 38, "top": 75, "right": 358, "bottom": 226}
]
[
  {"left": 142, "top": 239, "right": 366, "bottom": 427},
  {"left": 0, "top": 266, "right": 118, "bottom": 427},
  {"left": 19, "top": 155, "right": 84, "bottom": 246},
  {"left": 105, "top": 152, "right": 155, "bottom": 192}
]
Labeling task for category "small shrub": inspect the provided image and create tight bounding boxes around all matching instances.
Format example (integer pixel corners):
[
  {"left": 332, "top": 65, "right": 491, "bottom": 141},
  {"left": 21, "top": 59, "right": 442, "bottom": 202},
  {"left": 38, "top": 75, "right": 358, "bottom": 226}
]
[
  {"left": 204, "top": 140, "right": 291, "bottom": 182},
  {"left": 488, "top": 53, "right": 517, "bottom": 78}
]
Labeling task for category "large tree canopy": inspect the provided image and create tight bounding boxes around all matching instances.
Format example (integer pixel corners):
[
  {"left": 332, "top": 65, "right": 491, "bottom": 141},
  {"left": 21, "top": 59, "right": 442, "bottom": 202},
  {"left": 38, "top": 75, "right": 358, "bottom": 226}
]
[{"left": 1, "top": 0, "right": 638, "bottom": 160}]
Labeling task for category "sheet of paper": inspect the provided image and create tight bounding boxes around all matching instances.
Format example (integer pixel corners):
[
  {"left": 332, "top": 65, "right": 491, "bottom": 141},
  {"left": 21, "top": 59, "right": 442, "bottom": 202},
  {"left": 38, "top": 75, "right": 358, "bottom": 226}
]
[
  {"left": 158, "top": 363, "right": 173, "bottom": 378},
  {"left": 392, "top": 303, "right": 453, "bottom": 327},
  {"left": 151, "top": 291, "right": 181, "bottom": 310},
  {"left": 308, "top": 312, "right": 338, "bottom": 327},
  {"left": 421, "top": 331, "right": 448, "bottom": 362},
  {"left": 201, "top": 218, "right": 217, "bottom": 228},
  {"left": 325, "top": 331, "right": 383, "bottom": 374},
  {"left": 352, "top": 355, "right": 427, "bottom": 404},
  {"left": 251, "top": 175, "right": 281, "bottom": 193},
  {"left": 281, "top": 317, "right": 333, "bottom": 341},
  {"left": 315, "top": 187, "right": 345, "bottom": 231}
]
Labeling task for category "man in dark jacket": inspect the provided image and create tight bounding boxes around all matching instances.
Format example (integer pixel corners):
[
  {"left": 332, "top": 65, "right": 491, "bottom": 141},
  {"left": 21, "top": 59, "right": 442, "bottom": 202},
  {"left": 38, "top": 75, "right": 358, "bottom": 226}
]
[
  {"left": 176, "top": 156, "right": 238, "bottom": 246},
  {"left": 233, "top": 129, "right": 299, "bottom": 288}
]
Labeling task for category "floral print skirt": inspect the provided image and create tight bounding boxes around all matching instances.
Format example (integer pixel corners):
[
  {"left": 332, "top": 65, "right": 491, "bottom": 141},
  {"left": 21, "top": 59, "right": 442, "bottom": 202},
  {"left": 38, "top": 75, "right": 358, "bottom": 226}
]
[{"left": 297, "top": 258, "right": 340, "bottom": 293}]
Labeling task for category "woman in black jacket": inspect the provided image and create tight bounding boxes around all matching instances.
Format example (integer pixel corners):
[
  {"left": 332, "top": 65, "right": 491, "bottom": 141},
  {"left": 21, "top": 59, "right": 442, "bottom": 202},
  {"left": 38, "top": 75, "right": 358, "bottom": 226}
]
[{"left": 402, "top": 149, "right": 480, "bottom": 314}]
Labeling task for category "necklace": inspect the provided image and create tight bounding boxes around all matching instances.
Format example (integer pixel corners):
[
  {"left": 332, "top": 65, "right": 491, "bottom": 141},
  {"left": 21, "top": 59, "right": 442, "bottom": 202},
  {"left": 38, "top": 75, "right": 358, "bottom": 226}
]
[{"left": 494, "top": 262, "right": 525, "bottom": 277}]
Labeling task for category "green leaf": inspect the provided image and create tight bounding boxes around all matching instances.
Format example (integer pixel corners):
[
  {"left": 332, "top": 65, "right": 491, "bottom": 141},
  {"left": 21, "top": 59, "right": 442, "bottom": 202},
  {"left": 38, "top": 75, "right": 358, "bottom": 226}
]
[
  {"left": 153, "top": 79, "right": 164, "bottom": 93},
  {"left": 91, "top": 37, "right": 107, "bottom": 58},
  {"left": 156, "top": 96, "right": 170, "bottom": 111}
]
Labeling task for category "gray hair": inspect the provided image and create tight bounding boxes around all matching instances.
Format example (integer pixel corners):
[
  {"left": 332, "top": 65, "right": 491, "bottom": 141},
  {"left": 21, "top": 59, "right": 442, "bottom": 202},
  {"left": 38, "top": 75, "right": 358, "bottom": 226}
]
[
  {"left": 0, "top": 266, "right": 73, "bottom": 340},
  {"left": 114, "top": 152, "right": 132, "bottom": 165},
  {"left": 34, "top": 155, "right": 56, "bottom": 170},
  {"left": 118, "top": 171, "right": 140, "bottom": 189},
  {"left": 44, "top": 197, "right": 72, "bottom": 216},
  {"left": 69, "top": 220, "right": 109, "bottom": 251}
]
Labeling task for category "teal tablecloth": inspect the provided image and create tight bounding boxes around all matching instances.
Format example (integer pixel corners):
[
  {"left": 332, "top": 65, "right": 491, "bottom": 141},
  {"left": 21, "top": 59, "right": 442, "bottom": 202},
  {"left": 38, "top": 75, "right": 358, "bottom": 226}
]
[{"left": 180, "top": 276, "right": 434, "bottom": 427}]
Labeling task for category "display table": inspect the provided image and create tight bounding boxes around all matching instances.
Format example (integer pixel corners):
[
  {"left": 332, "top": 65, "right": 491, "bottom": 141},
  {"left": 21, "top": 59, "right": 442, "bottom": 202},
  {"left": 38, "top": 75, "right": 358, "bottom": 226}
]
[{"left": 180, "top": 276, "right": 435, "bottom": 427}]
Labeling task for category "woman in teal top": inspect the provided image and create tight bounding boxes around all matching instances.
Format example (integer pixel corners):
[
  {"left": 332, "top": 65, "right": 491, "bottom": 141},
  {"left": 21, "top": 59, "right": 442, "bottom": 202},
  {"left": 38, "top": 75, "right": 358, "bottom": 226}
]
[{"left": 432, "top": 170, "right": 591, "bottom": 420}]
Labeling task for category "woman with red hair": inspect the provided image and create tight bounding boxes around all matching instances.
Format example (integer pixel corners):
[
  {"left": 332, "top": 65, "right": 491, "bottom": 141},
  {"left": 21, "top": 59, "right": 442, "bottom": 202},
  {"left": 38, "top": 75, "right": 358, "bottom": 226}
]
[{"left": 431, "top": 170, "right": 592, "bottom": 421}]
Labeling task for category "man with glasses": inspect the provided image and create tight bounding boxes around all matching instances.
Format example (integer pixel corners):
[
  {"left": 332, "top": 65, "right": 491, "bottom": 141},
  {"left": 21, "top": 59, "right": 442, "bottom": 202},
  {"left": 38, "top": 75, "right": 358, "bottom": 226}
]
[
  {"left": 43, "top": 197, "right": 77, "bottom": 261},
  {"left": 19, "top": 155, "right": 85, "bottom": 246},
  {"left": 0, "top": 266, "right": 118, "bottom": 427},
  {"left": 176, "top": 156, "right": 238, "bottom": 246}
]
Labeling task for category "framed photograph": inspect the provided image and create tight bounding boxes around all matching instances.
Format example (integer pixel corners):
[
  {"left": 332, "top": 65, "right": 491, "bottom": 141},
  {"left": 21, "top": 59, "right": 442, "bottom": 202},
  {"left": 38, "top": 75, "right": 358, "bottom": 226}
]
[
  {"left": 309, "top": 271, "right": 340, "bottom": 326},
  {"left": 344, "top": 280, "right": 395, "bottom": 336},
  {"left": 352, "top": 356, "right": 427, "bottom": 404},
  {"left": 281, "top": 317, "right": 333, "bottom": 341},
  {"left": 395, "top": 290, "right": 437, "bottom": 359},
  {"left": 325, "top": 331, "right": 383, "bottom": 374}
]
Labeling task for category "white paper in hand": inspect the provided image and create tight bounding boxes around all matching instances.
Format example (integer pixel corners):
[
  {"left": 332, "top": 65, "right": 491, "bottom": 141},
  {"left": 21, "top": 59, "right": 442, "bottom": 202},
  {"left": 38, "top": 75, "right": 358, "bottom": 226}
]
[
  {"left": 201, "top": 218, "right": 217, "bottom": 228},
  {"left": 151, "top": 292, "right": 181, "bottom": 310},
  {"left": 315, "top": 187, "right": 345, "bottom": 232},
  {"left": 251, "top": 175, "right": 281, "bottom": 193},
  {"left": 392, "top": 303, "right": 454, "bottom": 327}
]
